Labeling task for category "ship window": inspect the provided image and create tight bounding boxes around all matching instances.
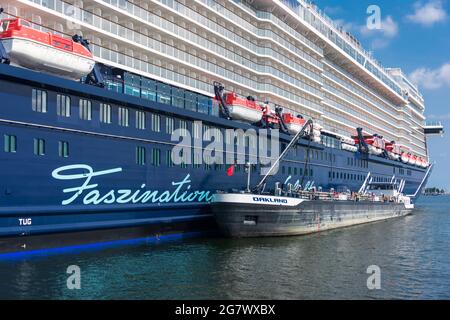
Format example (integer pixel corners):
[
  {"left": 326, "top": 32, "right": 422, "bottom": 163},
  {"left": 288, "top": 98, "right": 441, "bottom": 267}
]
[
  {"left": 124, "top": 73, "right": 141, "bottom": 97},
  {"left": 151, "top": 114, "right": 161, "bottom": 132},
  {"left": 185, "top": 92, "right": 197, "bottom": 112},
  {"left": 157, "top": 84, "right": 171, "bottom": 105},
  {"left": 166, "top": 117, "right": 174, "bottom": 134},
  {"left": 32, "top": 89, "right": 47, "bottom": 113},
  {"left": 179, "top": 120, "right": 188, "bottom": 136},
  {"left": 179, "top": 149, "right": 188, "bottom": 169},
  {"left": 79, "top": 99, "right": 92, "bottom": 120},
  {"left": 193, "top": 153, "right": 202, "bottom": 169},
  {"left": 193, "top": 122, "right": 201, "bottom": 139},
  {"left": 34, "top": 138, "right": 45, "bottom": 156},
  {"left": 203, "top": 124, "right": 210, "bottom": 140},
  {"left": 141, "top": 78, "right": 156, "bottom": 101},
  {"left": 58, "top": 141, "right": 69, "bottom": 158},
  {"left": 204, "top": 155, "right": 211, "bottom": 170},
  {"left": 4, "top": 135, "right": 16, "bottom": 153},
  {"left": 152, "top": 148, "right": 161, "bottom": 167},
  {"left": 136, "top": 111, "right": 146, "bottom": 130},
  {"left": 166, "top": 150, "right": 174, "bottom": 167},
  {"left": 100, "top": 104, "right": 111, "bottom": 124},
  {"left": 118, "top": 107, "right": 129, "bottom": 127},
  {"left": 57, "top": 94, "right": 71, "bottom": 117},
  {"left": 136, "top": 147, "right": 146, "bottom": 165},
  {"left": 172, "top": 88, "right": 185, "bottom": 109},
  {"left": 198, "top": 96, "right": 211, "bottom": 115}
]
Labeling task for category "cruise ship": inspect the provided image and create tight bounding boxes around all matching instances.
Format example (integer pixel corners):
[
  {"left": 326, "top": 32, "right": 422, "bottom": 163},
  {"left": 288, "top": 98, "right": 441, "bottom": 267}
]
[{"left": 0, "top": 0, "right": 443, "bottom": 253}]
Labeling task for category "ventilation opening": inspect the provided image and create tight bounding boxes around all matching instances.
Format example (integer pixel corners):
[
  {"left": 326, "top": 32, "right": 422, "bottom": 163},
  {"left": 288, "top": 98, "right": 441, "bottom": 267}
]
[{"left": 243, "top": 216, "right": 258, "bottom": 226}]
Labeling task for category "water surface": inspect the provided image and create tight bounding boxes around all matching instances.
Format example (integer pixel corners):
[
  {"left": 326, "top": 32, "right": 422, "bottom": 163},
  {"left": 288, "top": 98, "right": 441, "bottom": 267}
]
[{"left": 0, "top": 196, "right": 449, "bottom": 299}]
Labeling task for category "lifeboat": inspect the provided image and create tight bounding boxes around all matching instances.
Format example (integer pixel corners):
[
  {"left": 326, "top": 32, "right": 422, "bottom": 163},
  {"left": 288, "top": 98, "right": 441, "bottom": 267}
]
[
  {"left": 415, "top": 156, "right": 425, "bottom": 167},
  {"left": 223, "top": 93, "right": 263, "bottom": 123},
  {"left": 341, "top": 143, "right": 358, "bottom": 152},
  {"left": 399, "top": 146, "right": 409, "bottom": 164},
  {"left": 353, "top": 134, "right": 384, "bottom": 155},
  {"left": 409, "top": 154, "right": 418, "bottom": 166},
  {"left": 310, "top": 123, "right": 322, "bottom": 143},
  {"left": 0, "top": 18, "right": 95, "bottom": 80},
  {"left": 281, "top": 113, "right": 306, "bottom": 135},
  {"left": 341, "top": 135, "right": 357, "bottom": 152},
  {"left": 385, "top": 141, "right": 401, "bottom": 161},
  {"left": 401, "top": 153, "right": 410, "bottom": 164},
  {"left": 341, "top": 136, "right": 355, "bottom": 145}
]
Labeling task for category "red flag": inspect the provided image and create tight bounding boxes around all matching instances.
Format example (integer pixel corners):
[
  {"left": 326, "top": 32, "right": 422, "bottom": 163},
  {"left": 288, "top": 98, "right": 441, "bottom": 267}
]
[{"left": 226, "top": 164, "right": 235, "bottom": 176}]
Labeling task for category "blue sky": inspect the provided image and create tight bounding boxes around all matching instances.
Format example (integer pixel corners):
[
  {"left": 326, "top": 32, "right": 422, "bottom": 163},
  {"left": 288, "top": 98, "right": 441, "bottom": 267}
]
[{"left": 316, "top": 0, "right": 450, "bottom": 190}]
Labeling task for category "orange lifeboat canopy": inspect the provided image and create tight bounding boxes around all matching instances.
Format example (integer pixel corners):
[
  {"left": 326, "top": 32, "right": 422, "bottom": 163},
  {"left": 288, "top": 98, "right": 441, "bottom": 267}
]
[
  {"left": 282, "top": 113, "right": 306, "bottom": 126},
  {"left": 222, "top": 92, "right": 263, "bottom": 123},
  {"left": 0, "top": 18, "right": 94, "bottom": 79}
]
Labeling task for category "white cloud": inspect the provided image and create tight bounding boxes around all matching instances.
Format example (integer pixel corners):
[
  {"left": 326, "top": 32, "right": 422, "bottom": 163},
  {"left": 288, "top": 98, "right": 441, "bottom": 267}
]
[
  {"left": 359, "top": 16, "right": 398, "bottom": 49},
  {"left": 409, "top": 63, "right": 450, "bottom": 90},
  {"left": 407, "top": 0, "right": 447, "bottom": 26}
]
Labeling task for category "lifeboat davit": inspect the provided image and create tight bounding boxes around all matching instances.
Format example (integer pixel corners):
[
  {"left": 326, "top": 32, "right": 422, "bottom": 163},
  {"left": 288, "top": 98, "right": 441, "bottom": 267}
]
[
  {"left": 223, "top": 93, "right": 263, "bottom": 123},
  {"left": 282, "top": 113, "right": 306, "bottom": 135},
  {"left": 385, "top": 141, "right": 401, "bottom": 161},
  {"left": 0, "top": 18, "right": 95, "bottom": 80},
  {"left": 261, "top": 106, "right": 280, "bottom": 128}
]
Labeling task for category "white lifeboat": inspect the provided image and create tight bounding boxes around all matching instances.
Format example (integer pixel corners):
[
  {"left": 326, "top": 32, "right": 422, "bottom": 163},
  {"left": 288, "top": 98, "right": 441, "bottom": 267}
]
[
  {"left": 341, "top": 143, "right": 358, "bottom": 152},
  {"left": 340, "top": 136, "right": 355, "bottom": 145},
  {"left": 281, "top": 113, "right": 306, "bottom": 135},
  {"left": 340, "top": 134, "right": 357, "bottom": 152},
  {"left": 385, "top": 141, "right": 401, "bottom": 161},
  {"left": 223, "top": 92, "right": 263, "bottom": 123},
  {"left": 409, "top": 154, "right": 418, "bottom": 166},
  {"left": 0, "top": 18, "right": 95, "bottom": 80},
  {"left": 353, "top": 134, "right": 384, "bottom": 155}
]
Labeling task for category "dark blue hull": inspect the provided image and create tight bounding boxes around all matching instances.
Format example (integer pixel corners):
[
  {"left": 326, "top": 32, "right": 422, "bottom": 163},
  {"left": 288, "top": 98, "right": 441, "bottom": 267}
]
[{"left": 0, "top": 64, "right": 431, "bottom": 253}]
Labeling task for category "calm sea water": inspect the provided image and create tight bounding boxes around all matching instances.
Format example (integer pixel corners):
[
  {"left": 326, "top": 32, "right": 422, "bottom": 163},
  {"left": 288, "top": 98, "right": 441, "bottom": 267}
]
[{"left": 0, "top": 196, "right": 449, "bottom": 299}]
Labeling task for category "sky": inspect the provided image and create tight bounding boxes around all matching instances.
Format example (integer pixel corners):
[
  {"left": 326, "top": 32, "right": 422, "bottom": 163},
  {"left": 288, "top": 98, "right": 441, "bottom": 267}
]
[{"left": 316, "top": 0, "right": 450, "bottom": 190}]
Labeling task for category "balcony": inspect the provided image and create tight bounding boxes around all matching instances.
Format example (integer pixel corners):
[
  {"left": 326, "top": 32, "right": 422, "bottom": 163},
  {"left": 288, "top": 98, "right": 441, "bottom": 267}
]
[{"left": 424, "top": 121, "right": 444, "bottom": 136}]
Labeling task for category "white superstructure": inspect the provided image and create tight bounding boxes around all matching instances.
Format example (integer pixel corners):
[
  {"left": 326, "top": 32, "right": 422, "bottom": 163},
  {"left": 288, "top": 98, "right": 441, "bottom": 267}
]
[{"left": 3, "top": 0, "right": 428, "bottom": 158}]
